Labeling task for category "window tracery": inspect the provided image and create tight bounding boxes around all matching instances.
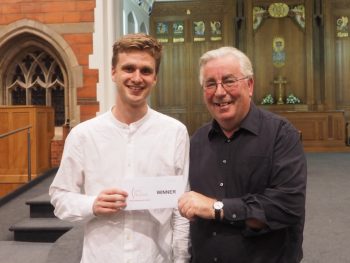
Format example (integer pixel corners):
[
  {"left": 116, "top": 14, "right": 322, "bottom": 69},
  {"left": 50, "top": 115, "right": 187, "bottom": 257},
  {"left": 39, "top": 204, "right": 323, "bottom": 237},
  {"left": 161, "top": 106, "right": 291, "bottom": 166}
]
[{"left": 5, "top": 48, "right": 66, "bottom": 126}]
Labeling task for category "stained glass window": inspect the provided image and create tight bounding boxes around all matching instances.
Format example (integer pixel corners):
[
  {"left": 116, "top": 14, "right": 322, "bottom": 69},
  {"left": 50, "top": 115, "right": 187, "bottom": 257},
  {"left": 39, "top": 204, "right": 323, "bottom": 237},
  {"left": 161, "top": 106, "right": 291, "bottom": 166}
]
[
  {"left": 12, "top": 87, "right": 26, "bottom": 105},
  {"left": 6, "top": 47, "right": 66, "bottom": 126},
  {"left": 31, "top": 86, "right": 46, "bottom": 105},
  {"left": 52, "top": 87, "right": 65, "bottom": 126}
]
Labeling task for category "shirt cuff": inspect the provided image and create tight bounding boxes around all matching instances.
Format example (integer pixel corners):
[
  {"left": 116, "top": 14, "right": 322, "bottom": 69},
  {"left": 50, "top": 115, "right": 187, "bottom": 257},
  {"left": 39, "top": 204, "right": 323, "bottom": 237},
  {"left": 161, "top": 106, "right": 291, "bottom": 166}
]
[{"left": 222, "top": 197, "right": 246, "bottom": 222}]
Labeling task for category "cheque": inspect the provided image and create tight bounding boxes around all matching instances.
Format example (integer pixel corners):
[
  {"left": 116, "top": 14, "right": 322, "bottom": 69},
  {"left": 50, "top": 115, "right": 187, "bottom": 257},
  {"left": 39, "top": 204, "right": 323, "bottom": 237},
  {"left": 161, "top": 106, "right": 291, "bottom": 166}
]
[{"left": 121, "top": 176, "right": 186, "bottom": 210}]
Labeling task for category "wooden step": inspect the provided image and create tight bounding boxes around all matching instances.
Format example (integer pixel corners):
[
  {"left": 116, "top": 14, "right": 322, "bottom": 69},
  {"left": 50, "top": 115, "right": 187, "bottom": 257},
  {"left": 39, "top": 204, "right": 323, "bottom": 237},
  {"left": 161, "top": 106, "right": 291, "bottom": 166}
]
[
  {"left": 9, "top": 218, "right": 74, "bottom": 242},
  {"left": 26, "top": 194, "right": 55, "bottom": 218}
]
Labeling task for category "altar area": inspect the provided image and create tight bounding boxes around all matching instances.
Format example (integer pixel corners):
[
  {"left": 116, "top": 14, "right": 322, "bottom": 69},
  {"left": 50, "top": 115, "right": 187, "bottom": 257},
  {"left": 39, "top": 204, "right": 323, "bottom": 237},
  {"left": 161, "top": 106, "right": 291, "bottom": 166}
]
[
  {"left": 260, "top": 105, "right": 349, "bottom": 152},
  {"left": 149, "top": 1, "right": 350, "bottom": 148}
]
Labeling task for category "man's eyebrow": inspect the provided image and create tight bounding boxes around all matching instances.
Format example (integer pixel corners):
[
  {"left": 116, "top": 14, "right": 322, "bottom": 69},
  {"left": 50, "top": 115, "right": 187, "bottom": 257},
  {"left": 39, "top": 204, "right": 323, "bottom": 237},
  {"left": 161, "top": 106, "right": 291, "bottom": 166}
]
[
  {"left": 204, "top": 74, "right": 236, "bottom": 82},
  {"left": 222, "top": 74, "right": 236, "bottom": 79},
  {"left": 120, "top": 63, "right": 135, "bottom": 68}
]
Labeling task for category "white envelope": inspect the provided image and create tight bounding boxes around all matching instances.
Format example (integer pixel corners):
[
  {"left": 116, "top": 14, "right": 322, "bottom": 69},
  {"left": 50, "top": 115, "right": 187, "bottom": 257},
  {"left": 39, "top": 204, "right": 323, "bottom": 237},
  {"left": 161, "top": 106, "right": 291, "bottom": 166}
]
[{"left": 121, "top": 176, "right": 185, "bottom": 210}]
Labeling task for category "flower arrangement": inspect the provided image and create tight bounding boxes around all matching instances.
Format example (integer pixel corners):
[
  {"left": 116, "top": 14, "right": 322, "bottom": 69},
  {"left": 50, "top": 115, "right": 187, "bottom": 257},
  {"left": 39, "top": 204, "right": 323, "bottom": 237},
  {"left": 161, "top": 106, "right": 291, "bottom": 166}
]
[
  {"left": 261, "top": 94, "right": 274, "bottom": 105},
  {"left": 286, "top": 93, "right": 301, "bottom": 104}
]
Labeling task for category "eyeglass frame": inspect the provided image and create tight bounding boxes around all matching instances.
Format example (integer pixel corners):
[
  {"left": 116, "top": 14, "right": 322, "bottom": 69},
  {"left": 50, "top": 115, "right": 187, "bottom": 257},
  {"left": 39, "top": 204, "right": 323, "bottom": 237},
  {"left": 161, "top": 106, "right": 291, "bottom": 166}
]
[{"left": 202, "top": 76, "right": 250, "bottom": 93}]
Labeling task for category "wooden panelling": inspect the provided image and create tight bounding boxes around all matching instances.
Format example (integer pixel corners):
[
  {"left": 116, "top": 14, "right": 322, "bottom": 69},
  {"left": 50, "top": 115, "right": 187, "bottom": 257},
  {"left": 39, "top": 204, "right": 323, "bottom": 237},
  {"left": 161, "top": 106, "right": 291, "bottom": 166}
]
[
  {"left": 324, "top": 0, "right": 350, "bottom": 138},
  {"left": 151, "top": 0, "right": 235, "bottom": 134},
  {"left": 252, "top": 17, "right": 307, "bottom": 103},
  {"left": 0, "top": 183, "right": 24, "bottom": 197},
  {"left": 274, "top": 111, "right": 348, "bottom": 151},
  {"left": 0, "top": 106, "right": 54, "bottom": 197},
  {"left": 149, "top": 0, "right": 350, "bottom": 145},
  {"left": 334, "top": 17, "right": 350, "bottom": 106}
]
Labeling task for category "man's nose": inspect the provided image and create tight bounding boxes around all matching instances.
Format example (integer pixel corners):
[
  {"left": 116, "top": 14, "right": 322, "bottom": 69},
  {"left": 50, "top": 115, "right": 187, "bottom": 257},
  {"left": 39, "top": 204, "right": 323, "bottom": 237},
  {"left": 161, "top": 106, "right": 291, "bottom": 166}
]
[
  {"left": 214, "top": 83, "right": 227, "bottom": 96},
  {"left": 131, "top": 70, "right": 142, "bottom": 82}
]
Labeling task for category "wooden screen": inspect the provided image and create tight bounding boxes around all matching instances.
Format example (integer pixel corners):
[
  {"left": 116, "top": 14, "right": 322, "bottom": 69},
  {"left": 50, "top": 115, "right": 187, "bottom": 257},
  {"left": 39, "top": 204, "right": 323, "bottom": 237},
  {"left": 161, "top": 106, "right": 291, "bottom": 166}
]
[{"left": 150, "top": 0, "right": 235, "bottom": 134}]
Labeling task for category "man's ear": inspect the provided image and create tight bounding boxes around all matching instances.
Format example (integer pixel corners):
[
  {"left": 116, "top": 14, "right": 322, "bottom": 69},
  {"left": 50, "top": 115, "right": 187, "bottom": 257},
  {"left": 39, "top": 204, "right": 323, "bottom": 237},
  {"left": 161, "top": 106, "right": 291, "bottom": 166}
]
[
  {"left": 248, "top": 77, "right": 254, "bottom": 97},
  {"left": 111, "top": 67, "right": 116, "bottom": 81}
]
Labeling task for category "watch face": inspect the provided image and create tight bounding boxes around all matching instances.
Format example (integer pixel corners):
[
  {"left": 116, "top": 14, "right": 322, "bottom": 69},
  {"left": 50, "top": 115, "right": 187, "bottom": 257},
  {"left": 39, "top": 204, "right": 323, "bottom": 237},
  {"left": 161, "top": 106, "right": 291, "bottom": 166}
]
[{"left": 214, "top": 201, "right": 223, "bottom": 210}]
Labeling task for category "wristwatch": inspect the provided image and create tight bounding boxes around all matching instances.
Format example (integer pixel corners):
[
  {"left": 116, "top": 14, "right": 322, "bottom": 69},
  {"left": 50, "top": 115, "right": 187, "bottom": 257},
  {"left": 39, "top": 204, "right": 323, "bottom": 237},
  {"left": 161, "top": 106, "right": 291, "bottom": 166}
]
[{"left": 213, "top": 200, "right": 224, "bottom": 221}]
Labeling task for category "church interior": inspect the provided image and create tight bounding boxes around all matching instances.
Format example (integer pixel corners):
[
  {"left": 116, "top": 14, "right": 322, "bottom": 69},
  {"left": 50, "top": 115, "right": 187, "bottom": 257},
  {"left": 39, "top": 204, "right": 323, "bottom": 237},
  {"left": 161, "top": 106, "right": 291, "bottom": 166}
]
[{"left": 0, "top": 0, "right": 350, "bottom": 262}]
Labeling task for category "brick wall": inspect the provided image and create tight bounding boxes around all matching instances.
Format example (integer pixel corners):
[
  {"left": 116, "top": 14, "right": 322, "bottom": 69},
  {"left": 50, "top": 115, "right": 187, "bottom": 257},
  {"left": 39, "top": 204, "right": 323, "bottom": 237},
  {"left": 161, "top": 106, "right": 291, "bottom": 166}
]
[
  {"left": 0, "top": 0, "right": 99, "bottom": 165},
  {"left": 0, "top": 0, "right": 95, "bottom": 24},
  {"left": 51, "top": 139, "right": 64, "bottom": 167},
  {"left": 0, "top": 0, "right": 99, "bottom": 122}
]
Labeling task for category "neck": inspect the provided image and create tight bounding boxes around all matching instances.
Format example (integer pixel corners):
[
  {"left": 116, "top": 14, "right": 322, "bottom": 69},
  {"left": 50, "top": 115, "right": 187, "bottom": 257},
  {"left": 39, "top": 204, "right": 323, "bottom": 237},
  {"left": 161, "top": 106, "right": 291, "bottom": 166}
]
[
  {"left": 221, "top": 126, "right": 237, "bottom": 138},
  {"left": 216, "top": 119, "right": 240, "bottom": 138},
  {"left": 112, "top": 103, "right": 148, "bottom": 125}
]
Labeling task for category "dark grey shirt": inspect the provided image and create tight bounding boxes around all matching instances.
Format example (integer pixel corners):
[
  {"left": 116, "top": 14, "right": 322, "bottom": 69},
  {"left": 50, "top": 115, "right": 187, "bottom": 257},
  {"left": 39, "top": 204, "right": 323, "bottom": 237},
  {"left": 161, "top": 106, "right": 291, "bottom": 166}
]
[{"left": 189, "top": 103, "right": 307, "bottom": 263}]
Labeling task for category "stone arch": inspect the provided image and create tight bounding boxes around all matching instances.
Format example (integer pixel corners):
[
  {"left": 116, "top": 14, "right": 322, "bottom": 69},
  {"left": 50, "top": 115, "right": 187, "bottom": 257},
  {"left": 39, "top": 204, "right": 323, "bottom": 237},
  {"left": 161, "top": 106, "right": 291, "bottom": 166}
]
[
  {"left": 127, "top": 11, "right": 137, "bottom": 33},
  {"left": 140, "top": 22, "right": 148, "bottom": 34},
  {"left": 0, "top": 19, "right": 82, "bottom": 126}
]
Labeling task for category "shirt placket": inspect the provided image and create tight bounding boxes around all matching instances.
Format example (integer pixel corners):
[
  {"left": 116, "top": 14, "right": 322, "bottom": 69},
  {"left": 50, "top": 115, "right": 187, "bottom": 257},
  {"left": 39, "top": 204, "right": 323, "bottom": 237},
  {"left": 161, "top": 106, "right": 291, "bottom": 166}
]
[
  {"left": 124, "top": 214, "right": 134, "bottom": 263},
  {"left": 216, "top": 137, "right": 231, "bottom": 199},
  {"left": 125, "top": 126, "right": 135, "bottom": 179},
  {"left": 124, "top": 127, "right": 135, "bottom": 263}
]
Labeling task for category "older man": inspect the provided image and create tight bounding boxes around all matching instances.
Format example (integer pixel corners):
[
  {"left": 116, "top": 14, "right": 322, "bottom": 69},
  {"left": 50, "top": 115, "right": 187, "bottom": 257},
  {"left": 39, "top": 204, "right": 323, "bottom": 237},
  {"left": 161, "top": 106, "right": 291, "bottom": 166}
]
[{"left": 179, "top": 46, "right": 307, "bottom": 263}]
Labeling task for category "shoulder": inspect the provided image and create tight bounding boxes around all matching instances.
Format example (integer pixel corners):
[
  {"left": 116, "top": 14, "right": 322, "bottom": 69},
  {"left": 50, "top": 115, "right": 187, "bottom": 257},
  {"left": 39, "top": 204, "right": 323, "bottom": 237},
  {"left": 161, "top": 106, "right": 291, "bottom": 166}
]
[
  {"left": 258, "top": 107, "right": 296, "bottom": 130},
  {"left": 149, "top": 109, "right": 187, "bottom": 131},
  {"left": 191, "top": 122, "right": 212, "bottom": 143},
  {"left": 69, "top": 111, "right": 110, "bottom": 137},
  {"left": 256, "top": 107, "right": 300, "bottom": 142}
]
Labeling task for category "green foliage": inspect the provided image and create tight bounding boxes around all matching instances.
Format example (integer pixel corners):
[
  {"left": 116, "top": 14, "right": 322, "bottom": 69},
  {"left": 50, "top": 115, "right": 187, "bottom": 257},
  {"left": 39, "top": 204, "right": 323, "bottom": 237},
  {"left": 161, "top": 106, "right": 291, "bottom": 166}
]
[
  {"left": 261, "top": 94, "right": 274, "bottom": 105},
  {"left": 286, "top": 94, "right": 301, "bottom": 104}
]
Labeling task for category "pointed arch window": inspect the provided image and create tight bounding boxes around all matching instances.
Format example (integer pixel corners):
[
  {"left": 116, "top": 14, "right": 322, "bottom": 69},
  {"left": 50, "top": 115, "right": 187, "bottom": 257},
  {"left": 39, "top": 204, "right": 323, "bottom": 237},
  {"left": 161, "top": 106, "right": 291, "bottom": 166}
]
[{"left": 5, "top": 48, "right": 66, "bottom": 126}]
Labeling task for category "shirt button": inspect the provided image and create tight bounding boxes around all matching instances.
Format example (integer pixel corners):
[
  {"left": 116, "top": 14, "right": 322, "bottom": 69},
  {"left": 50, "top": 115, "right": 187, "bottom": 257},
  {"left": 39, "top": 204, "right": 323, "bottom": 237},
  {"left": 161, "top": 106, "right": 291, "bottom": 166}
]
[
  {"left": 232, "top": 214, "right": 237, "bottom": 219},
  {"left": 222, "top": 159, "right": 227, "bottom": 164},
  {"left": 213, "top": 257, "right": 218, "bottom": 262},
  {"left": 219, "top": 182, "right": 224, "bottom": 187},
  {"left": 212, "top": 231, "right": 216, "bottom": 236},
  {"left": 226, "top": 139, "right": 231, "bottom": 143}
]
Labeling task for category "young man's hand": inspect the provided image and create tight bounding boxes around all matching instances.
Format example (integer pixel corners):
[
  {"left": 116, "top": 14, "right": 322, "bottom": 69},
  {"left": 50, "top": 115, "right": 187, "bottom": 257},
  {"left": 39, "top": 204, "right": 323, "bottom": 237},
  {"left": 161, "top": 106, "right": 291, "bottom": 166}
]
[{"left": 93, "top": 188, "right": 128, "bottom": 216}]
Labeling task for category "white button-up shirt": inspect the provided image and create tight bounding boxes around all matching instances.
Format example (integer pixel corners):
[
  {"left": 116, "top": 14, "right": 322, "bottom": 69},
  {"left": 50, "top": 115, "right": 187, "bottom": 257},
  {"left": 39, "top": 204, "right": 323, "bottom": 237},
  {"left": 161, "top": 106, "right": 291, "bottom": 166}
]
[{"left": 49, "top": 108, "right": 190, "bottom": 263}]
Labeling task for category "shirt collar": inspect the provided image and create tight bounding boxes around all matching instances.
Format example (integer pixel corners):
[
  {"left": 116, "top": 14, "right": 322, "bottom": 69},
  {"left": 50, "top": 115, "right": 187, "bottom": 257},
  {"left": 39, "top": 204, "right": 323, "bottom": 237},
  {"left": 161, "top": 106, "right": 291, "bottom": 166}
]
[
  {"left": 208, "top": 102, "right": 260, "bottom": 140},
  {"left": 108, "top": 105, "right": 152, "bottom": 130}
]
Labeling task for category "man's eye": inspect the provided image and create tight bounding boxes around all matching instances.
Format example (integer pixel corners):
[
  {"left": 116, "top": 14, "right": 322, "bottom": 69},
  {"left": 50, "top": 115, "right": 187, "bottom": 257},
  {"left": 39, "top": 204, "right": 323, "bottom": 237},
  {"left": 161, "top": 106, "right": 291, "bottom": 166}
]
[
  {"left": 206, "top": 83, "right": 217, "bottom": 89},
  {"left": 141, "top": 68, "right": 153, "bottom": 75},
  {"left": 223, "top": 79, "right": 236, "bottom": 86},
  {"left": 123, "top": 66, "right": 134, "bottom": 73}
]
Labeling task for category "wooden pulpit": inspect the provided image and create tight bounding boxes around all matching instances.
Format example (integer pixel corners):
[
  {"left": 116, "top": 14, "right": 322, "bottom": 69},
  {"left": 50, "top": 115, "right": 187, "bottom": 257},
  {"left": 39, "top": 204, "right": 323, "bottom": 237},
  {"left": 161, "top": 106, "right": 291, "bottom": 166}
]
[{"left": 0, "top": 106, "right": 54, "bottom": 197}]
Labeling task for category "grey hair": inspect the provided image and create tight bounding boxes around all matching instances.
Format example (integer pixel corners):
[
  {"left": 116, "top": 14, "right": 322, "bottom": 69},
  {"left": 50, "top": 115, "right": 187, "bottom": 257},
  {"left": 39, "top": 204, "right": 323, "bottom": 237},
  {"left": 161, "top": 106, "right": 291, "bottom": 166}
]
[{"left": 199, "top": 46, "right": 254, "bottom": 85}]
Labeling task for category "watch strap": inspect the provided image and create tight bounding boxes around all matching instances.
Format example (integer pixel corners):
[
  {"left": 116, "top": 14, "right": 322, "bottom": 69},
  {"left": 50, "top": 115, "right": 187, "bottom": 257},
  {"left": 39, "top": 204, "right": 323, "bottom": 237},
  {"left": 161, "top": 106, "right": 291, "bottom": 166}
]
[{"left": 215, "top": 207, "right": 221, "bottom": 221}]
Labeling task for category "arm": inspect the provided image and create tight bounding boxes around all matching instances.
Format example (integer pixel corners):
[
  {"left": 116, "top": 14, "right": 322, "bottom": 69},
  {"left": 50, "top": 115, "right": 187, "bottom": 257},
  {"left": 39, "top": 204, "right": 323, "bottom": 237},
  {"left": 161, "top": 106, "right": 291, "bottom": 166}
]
[
  {"left": 49, "top": 129, "right": 128, "bottom": 221},
  {"left": 49, "top": 129, "right": 94, "bottom": 221},
  {"left": 223, "top": 123, "right": 307, "bottom": 234},
  {"left": 172, "top": 127, "right": 191, "bottom": 262}
]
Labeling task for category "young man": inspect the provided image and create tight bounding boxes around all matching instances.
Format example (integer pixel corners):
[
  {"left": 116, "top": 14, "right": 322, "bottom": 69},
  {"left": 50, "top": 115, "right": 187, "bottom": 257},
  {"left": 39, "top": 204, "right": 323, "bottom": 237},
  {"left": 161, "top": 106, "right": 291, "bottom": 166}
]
[
  {"left": 50, "top": 33, "right": 190, "bottom": 263},
  {"left": 178, "top": 46, "right": 307, "bottom": 263}
]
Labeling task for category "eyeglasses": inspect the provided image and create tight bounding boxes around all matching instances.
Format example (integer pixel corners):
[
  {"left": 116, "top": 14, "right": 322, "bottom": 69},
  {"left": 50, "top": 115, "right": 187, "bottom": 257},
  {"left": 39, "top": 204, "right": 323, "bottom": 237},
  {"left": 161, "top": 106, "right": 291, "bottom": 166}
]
[{"left": 203, "top": 76, "right": 249, "bottom": 93}]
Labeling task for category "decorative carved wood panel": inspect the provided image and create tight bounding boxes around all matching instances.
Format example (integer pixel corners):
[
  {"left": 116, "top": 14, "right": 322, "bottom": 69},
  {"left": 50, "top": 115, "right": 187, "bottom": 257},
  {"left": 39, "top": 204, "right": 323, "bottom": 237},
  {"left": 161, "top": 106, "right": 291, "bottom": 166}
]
[
  {"left": 150, "top": 0, "right": 235, "bottom": 134},
  {"left": 150, "top": 0, "right": 350, "bottom": 145}
]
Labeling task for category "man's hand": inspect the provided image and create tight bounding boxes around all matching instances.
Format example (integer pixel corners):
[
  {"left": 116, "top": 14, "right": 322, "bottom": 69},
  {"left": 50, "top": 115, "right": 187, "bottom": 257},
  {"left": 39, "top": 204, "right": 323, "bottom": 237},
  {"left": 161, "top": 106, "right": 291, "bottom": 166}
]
[
  {"left": 246, "top": 218, "right": 267, "bottom": 230},
  {"left": 178, "top": 191, "right": 216, "bottom": 221},
  {"left": 93, "top": 188, "right": 128, "bottom": 216}
]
